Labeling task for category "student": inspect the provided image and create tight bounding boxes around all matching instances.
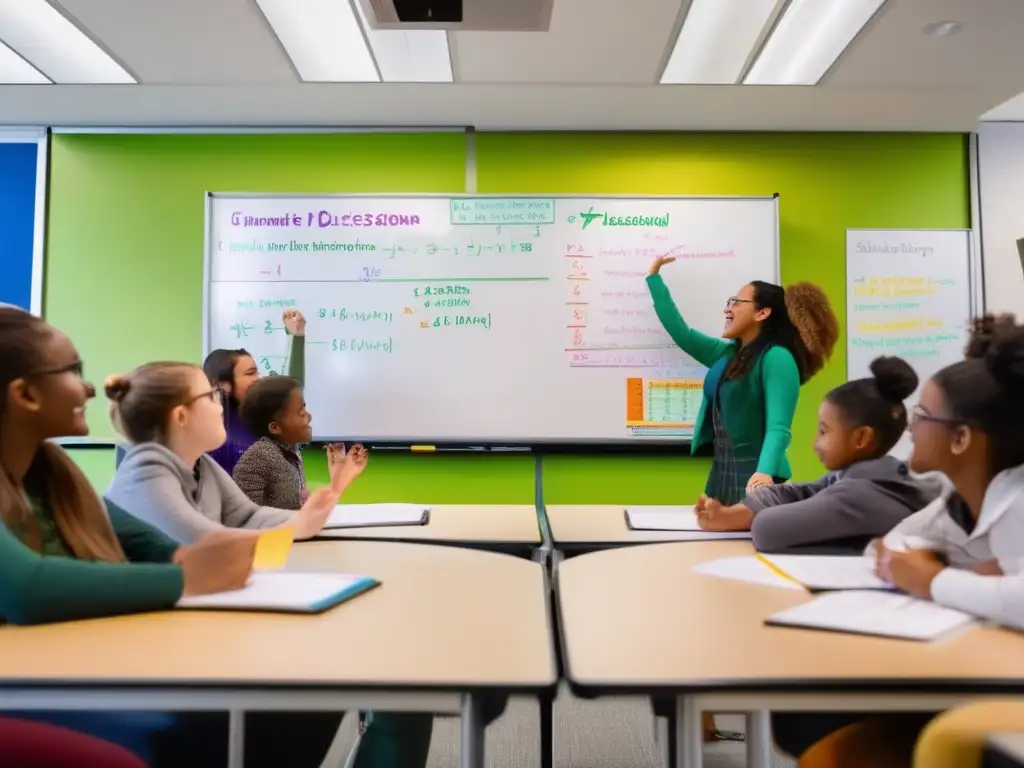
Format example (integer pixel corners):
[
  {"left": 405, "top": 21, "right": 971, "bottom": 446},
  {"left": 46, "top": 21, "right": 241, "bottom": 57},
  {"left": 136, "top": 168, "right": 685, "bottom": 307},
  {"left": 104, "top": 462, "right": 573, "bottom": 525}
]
[
  {"left": 104, "top": 362, "right": 342, "bottom": 544},
  {"left": 233, "top": 375, "right": 366, "bottom": 508},
  {"left": 695, "top": 356, "right": 944, "bottom": 552},
  {"left": 202, "top": 309, "right": 306, "bottom": 476},
  {"left": 647, "top": 255, "right": 839, "bottom": 504},
  {"left": 787, "top": 314, "right": 1024, "bottom": 768},
  {"left": 0, "top": 717, "right": 148, "bottom": 767}
]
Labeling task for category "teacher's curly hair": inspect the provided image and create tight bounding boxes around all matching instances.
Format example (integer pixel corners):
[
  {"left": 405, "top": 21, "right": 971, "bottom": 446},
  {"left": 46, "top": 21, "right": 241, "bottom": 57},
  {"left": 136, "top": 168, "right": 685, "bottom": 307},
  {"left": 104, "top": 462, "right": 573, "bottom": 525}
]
[{"left": 725, "top": 280, "right": 838, "bottom": 384}]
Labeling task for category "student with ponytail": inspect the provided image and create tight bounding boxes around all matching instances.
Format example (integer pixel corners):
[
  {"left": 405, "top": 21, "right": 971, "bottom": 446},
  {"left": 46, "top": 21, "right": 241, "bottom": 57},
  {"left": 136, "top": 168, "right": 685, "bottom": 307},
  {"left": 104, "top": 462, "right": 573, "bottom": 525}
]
[
  {"left": 696, "top": 356, "right": 945, "bottom": 552},
  {"left": 648, "top": 256, "right": 840, "bottom": 504}
]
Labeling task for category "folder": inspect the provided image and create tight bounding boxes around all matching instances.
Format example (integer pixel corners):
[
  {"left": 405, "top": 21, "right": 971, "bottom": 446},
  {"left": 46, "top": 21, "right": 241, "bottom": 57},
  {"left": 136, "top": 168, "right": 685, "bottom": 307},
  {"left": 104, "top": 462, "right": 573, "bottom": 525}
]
[
  {"left": 624, "top": 506, "right": 751, "bottom": 540},
  {"left": 765, "top": 590, "right": 976, "bottom": 642},
  {"left": 176, "top": 572, "right": 380, "bottom": 614},
  {"left": 323, "top": 503, "right": 430, "bottom": 530}
]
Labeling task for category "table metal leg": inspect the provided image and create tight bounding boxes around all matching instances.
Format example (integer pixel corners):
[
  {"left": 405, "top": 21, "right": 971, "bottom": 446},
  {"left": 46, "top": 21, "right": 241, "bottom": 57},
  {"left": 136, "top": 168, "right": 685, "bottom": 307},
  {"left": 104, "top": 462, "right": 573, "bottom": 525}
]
[
  {"left": 227, "top": 709, "right": 245, "bottom": 768},
  {"left": 459, "top": 694, "right": 486, "bottom": 768},
  {"left": 675, "top": 696, "right": 703, "bottom": 768},
  {"left": 746, "top": 710, "right": 772, "bottom": 768},
  {"left": 539, "top": 692, "right": 554, "bottom": 768}
]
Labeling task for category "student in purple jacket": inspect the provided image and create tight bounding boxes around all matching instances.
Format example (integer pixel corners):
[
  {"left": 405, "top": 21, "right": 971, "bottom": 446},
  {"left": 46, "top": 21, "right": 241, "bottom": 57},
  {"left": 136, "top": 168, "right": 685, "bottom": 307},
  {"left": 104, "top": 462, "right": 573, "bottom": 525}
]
[{"left": 202, "top": 309, "right": 306, "bottom": 477}]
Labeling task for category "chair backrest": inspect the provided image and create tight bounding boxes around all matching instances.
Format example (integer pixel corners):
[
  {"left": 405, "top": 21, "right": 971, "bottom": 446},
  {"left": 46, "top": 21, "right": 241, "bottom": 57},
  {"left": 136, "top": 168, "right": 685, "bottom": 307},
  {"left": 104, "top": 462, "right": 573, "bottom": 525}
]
[{"left": 114, "top": 443, "right": 128, "bottom": 469}]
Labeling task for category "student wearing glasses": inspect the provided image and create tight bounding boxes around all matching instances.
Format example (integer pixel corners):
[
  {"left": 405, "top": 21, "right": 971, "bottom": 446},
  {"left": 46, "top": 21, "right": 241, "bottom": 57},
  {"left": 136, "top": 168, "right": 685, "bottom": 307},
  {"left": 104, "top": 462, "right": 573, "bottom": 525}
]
[{"left": 784, "top": 314, "right": 1024, "bottom": 768}]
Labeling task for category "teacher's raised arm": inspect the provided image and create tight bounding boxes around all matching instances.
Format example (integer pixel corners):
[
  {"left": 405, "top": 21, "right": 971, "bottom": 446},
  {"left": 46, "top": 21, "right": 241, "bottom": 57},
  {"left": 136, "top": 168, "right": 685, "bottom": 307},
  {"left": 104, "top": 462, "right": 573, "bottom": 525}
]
[{"left": 647, "top": 255, "right": 839, "bottom": 505}]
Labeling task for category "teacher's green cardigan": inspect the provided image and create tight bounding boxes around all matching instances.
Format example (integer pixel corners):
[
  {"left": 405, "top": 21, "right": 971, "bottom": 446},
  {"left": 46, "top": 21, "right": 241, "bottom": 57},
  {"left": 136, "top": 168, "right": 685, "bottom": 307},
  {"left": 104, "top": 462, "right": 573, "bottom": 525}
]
[{"left": 647, "top": 274, "right": 800, "bottom": 480}]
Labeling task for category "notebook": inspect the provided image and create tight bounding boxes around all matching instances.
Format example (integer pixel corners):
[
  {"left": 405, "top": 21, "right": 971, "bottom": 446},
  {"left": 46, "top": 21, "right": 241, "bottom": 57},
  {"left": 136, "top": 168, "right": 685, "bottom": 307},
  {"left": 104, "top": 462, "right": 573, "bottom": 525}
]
[
  {"left": 693, "top": 555, "right": 805, "bottom": 591},
  {"left": 176, "top": 572, "right": 380, "bottom": 614},
  {"left": 757, "top": 554, "right": 893, "bottom": 592},
  {"left": 765, "top": 590, "right": 977, "bottom": 641},
  {"left": 323, "top": 503, "right": 430, "bottom": 530},
  {"left": 624, "top": 506, "right": 752, "bottom": 540}
]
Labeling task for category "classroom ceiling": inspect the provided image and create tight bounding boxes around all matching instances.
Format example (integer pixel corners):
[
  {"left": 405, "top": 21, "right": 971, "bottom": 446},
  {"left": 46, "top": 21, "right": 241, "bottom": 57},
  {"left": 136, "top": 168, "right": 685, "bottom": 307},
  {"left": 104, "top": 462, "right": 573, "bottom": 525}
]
[{"left": 0, "top": 0, "right": 1022, "bottom": 130}]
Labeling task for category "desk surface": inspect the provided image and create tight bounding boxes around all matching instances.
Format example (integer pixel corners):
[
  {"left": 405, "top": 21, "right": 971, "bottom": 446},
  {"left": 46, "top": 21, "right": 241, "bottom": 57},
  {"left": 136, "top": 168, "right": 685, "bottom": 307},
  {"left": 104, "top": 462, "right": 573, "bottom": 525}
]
[
  {"left": 991, "top": 734, "right": 1024, "bottom": 763},
  {"left": 317, "top": 504, "right": 542, "bottom": 546},
  {"left": 557, "top": 541, "right": 1024, "bottom": 695},
  {"left": 0, "top": 541, "right": 556, "bottom": 692},
  {"left": 547, "top": 504, "right": 713, "bottom": 546}
]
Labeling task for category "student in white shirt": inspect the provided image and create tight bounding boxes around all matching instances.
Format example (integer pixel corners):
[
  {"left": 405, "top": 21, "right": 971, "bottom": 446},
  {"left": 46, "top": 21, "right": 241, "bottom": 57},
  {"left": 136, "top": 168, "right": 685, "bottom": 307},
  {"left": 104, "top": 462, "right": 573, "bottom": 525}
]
[{"left": 782, "top": 314, "right": 1024, "bottom": 768}]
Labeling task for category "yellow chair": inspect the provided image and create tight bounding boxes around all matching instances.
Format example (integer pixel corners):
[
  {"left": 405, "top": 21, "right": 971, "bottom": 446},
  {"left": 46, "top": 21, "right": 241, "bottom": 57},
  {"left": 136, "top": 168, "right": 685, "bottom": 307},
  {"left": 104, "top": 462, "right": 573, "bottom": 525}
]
[{"left": 914, "top": 701, "right": 1024, "bottom": 768}]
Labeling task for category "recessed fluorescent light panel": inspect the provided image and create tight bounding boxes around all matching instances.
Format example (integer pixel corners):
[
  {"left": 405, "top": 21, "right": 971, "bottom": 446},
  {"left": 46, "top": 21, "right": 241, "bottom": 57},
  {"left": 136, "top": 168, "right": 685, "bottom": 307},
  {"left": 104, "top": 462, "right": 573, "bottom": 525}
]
[
  {"left": 744, "top": 0, "right": 888, "bottom": 85},
  {"left": 661, "top": 0, "right": 783, "bottom": 85},
  {"left": 0, "top": 0, "right": 135, "bottom": 84},
  {"left": 257, "top": 0, "right": 453, "bottom": 83},
  {"left": 353, "top": 1, "right": 452, "bottom": 83},
  {"left": 0, "top": 40, "right": 49, "bottom": 84}
]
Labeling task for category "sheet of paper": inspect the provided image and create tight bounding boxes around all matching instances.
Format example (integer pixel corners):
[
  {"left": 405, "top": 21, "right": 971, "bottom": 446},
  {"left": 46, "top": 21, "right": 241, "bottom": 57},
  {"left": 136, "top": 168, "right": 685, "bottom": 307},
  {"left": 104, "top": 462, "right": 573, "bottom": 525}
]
[
  {"left": 324, "top": 503, "right": 428, "bottom": 529},
  {"left": 176, "top": 572, "right": 377, "bottom": 612},
  {"left": 759, "top": 555, "right": 892, "bottom": 591},
  {"left": 693, "top": 556, "right": 805, "bottom": 591},
  {"left": 625, "top": 508, "right": 751, "bottom": 539},
  {"left": 766, "top": 590, "right": 977, "bottom": 641},
  {"left": 253, "top": 527, "right": 294, "bottom": 570}
]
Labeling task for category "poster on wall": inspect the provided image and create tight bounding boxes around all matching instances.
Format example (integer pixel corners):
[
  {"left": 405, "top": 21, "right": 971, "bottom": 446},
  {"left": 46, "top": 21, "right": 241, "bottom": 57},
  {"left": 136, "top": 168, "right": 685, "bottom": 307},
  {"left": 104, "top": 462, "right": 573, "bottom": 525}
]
[{"left": 845, "top": 228, "right": 979, "bottom": 460}]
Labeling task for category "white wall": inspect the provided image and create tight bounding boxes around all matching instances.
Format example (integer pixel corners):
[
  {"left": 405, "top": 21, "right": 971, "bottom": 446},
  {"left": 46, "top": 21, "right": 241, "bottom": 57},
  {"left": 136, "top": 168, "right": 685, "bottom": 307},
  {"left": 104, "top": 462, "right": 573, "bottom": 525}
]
[{"left": 977, "top": 123, "right": 1024, "bottom": 314}]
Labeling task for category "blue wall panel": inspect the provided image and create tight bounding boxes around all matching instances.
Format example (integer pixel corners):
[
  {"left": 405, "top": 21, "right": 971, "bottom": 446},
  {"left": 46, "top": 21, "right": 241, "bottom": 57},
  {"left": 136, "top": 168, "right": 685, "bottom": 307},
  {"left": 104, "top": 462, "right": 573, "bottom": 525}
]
[{"left": 0, "top": 141, "right": 42, "bottom": 310}]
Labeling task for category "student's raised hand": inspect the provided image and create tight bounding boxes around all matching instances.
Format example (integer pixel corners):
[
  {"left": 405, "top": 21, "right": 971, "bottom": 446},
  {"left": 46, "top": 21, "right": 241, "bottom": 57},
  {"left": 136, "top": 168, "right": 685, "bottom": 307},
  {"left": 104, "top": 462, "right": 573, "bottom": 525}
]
[
  {"left": 291, "top": 487, "right": 338, "bottom": 539},
  {"left": 648, "top": 255, "right": 677, "bottom": 276},
  {"left": 283, "top": 310, "right": 306, "bottom": 336},
  {"left": 179, "top": 530, "right": 257, "bottom": 597},
  {"left": 327, "top": 443, "right": 368, "bottom": 491}
]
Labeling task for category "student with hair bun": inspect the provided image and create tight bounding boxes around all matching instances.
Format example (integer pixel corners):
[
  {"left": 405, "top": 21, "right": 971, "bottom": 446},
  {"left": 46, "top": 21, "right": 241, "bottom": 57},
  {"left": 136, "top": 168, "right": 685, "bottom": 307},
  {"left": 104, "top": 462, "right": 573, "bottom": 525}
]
[
  {"left": 780, "top": 314, "right": 1024, "bottom": 768},
  {"left": 696, "top": 356, "right": 945, "bottom": 552},
  {"left": 104, "top": 362, "right": 343, "bottom": 544},
  {"left": 648, "top": 256, "right": 840, "bottom": 505}
]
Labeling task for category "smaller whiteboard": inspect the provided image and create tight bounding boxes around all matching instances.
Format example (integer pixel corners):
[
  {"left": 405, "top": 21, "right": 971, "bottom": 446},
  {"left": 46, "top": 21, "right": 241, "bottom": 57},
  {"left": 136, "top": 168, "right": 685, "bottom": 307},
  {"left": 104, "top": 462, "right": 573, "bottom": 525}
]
[{"left": 845, "top": 229, "right": 980, "bottom": 459}]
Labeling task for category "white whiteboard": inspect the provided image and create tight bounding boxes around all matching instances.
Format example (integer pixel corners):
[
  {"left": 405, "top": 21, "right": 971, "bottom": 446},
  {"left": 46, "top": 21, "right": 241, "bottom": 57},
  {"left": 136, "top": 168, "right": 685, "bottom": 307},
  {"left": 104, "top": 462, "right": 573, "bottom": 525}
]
[
  {"left": 205, "top": 194, "right": 779, "bottom": 444},
  {"left": 845, "top": 229, "right": 981, "bottom": 459}
]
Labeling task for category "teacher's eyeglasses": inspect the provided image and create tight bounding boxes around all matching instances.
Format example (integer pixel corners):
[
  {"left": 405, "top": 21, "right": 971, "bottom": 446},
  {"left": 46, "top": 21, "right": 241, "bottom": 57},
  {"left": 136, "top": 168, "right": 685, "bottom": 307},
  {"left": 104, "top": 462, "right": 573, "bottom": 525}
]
[{"left": 725, "top": 297, "right": 754, "bottom": 309}]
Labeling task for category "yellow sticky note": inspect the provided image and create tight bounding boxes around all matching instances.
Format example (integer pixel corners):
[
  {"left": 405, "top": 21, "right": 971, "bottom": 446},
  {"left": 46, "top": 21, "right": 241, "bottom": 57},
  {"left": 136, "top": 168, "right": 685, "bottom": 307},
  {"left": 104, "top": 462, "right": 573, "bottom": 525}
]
[{"left": 253, "top": 528, "right": 294, "bottom": 570}]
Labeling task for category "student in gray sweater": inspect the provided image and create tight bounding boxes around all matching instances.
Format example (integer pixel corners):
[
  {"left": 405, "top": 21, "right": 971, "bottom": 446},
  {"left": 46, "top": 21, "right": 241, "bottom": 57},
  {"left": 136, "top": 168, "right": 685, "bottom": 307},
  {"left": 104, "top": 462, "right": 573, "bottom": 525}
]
[
  {"left": 103, "top": 362, "right": 342, "bottom": 545},
  {"left": 695, "top": 356, "right": 945, "bottom": 552}
]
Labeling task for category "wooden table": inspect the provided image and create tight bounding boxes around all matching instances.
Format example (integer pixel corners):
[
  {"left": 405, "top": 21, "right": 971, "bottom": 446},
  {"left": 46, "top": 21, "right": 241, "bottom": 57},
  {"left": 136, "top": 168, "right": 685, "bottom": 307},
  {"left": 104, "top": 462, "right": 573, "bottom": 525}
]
[
  {"left": 546, "top": 504, "right": 734, "bottom": 554},
  {"left": 557, "top": 541, "right": 1024, "bottom": 768},
  {"left": 0, "top": 541, "right": 557, "bottom": 768},
  {"left": 316, "top": 504, "right": 543, "bottom": 557}
]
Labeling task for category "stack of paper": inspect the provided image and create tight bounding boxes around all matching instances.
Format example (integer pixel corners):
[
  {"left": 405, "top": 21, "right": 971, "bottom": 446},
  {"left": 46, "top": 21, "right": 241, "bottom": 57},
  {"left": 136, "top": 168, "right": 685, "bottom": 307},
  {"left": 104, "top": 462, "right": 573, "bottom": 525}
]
[
  {"left": 176, "top": 572, "right": 380, "bottom": 614},
  {"left": 766, "top": 590, "right": 977, "bottom": 641},
  {"left": 324, "top": 503, "right": 430, "bottom": 530},
  {"left": 625, "top": 506, "right": 751, "bottom": 540}
]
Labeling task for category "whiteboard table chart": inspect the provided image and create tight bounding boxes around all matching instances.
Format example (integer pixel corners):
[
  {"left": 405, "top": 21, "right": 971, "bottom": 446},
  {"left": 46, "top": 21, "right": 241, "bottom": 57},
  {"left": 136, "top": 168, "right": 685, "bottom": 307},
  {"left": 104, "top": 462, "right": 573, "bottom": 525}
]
[{"left": 205, "top": 194, "right": 780, "bottom": 445}]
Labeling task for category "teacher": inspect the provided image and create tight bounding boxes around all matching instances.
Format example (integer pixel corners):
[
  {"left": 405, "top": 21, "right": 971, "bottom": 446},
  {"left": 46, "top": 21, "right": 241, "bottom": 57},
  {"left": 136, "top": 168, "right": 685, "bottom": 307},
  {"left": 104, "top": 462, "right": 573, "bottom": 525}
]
[{"left": 647, "top": 255, "right": 839, "bottom": 504}]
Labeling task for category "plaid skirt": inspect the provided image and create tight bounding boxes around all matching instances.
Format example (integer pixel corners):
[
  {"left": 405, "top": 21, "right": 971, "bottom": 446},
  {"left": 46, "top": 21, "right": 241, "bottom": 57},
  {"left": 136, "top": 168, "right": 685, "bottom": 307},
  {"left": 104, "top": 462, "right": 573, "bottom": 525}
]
[{"left": 704, "top": 397, "right": 764, "bottom": 506}]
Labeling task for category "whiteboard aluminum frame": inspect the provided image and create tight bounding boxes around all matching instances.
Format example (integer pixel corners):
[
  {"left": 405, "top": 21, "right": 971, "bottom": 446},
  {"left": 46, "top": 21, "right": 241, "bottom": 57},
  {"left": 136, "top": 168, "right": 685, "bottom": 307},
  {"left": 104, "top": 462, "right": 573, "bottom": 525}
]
[
  {"left": 843, "top": 228, "right": 981, "bottom": 382},
  {"left": 203, "top": 192, "right": 781, "bottom": 445}
]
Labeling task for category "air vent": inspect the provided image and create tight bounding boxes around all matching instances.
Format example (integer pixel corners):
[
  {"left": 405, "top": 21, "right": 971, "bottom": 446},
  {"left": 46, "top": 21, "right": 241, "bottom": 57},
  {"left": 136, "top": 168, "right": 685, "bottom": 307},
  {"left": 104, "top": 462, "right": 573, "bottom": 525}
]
[{"left": 359, "top": 0, "right": 553, "bottom": 31}]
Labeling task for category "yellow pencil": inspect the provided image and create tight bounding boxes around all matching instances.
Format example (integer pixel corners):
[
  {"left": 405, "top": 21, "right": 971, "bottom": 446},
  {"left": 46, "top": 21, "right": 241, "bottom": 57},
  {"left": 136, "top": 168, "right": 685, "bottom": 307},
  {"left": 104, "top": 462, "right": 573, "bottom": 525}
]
[{"left": 755, "top": 553, "right": 807, "bottom": 590}]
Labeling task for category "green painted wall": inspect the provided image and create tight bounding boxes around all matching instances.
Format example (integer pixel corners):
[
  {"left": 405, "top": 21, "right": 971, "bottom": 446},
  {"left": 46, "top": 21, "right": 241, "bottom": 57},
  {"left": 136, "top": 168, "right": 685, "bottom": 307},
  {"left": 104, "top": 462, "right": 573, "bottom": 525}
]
[
  {"left": 476, "top": 132, "right": 970, "bottom": 502},
  {"left": 47, "top": 132, "right": 969, "bottom": 504}
]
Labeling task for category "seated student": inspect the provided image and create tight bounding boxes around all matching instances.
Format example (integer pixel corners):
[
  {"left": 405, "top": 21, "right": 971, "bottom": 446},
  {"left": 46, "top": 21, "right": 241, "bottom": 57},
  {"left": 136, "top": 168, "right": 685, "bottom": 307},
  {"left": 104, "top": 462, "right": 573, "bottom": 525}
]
[
  {"left": 105, "top": 362, "right": 344, "bottom": 544},
  {"left": 783, "top": 314, "right": 1024, "bottom": 768},
  {"left": 233, "top": 375, "right": 366, "bottom": 508},
  {"left": 695, "top": 356, "right": 944, "bottom": 552},
  {"left": 201, "top": 309, "right": 306, "bottom": 477}
]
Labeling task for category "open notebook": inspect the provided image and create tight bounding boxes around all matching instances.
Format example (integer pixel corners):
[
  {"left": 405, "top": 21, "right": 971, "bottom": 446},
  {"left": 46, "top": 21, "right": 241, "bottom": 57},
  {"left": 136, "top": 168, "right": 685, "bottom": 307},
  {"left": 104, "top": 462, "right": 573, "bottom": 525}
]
[
  {"left": 624, "top": 506, "right": 751, "bottom": 540},
  {"left": 757, "top": 554, "right": 893, "bottom": 592},
  {"left": 766, "top": 590, "right": 977, "bottom": 642},
  {"left": 176, "top": 572, "right": 380, "bottom": 614},
  {"left": 323, "top": 503, "right": 430, "bottom": 530}
]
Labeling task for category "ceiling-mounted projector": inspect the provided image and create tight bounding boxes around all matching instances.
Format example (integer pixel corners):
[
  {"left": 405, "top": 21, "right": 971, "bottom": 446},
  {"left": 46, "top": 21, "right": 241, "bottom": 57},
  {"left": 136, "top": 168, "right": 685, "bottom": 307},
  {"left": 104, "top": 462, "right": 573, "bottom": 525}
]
[{"left": 359, "top": 0, "right": 553, "bottom": 31}]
